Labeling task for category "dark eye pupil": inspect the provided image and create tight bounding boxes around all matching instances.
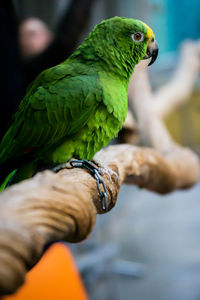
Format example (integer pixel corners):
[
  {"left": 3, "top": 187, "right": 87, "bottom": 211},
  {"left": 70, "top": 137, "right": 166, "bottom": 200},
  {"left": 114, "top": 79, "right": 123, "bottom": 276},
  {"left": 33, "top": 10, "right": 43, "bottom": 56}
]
[{"left": 135, "top": 33, "right": 141, "bottom": 40}]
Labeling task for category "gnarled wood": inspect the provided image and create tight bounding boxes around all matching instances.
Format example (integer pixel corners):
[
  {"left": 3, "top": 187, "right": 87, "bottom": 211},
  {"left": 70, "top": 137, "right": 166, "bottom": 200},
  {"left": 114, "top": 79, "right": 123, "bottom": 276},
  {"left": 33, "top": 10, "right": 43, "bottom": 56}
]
[
  {"left": 0, "top": 142, "right": 199, "bottom": 295},
  {"left": 147, "top": 40, "right": 200, "bottom": 118}
]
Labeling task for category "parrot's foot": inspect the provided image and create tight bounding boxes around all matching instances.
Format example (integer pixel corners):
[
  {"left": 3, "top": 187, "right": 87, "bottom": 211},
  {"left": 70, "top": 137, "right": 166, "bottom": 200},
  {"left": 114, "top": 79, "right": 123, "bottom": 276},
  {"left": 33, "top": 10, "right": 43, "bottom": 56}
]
[
  {"left": 70, "top": 159, "right": 111, "bottom": 212},
  {"left": 91, "top": 159, "right": 118, "bottom": 183},
  {"left": 52, "top": 160, "right": 76, "bottom": 172},
  {"left": 52, "top": 159, "right": 118, "bottom": 212}
]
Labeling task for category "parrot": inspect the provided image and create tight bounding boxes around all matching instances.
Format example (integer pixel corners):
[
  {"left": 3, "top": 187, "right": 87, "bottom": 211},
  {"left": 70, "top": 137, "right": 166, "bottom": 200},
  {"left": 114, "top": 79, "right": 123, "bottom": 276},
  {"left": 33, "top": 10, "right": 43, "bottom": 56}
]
[{"left": 0, "top": 16, "right": 158, "bottom": 208}]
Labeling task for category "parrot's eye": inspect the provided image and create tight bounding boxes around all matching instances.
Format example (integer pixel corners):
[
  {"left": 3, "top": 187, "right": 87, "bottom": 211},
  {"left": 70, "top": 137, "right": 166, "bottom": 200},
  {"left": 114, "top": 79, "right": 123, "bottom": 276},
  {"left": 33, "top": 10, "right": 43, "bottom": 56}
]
[{"left": 132, "top": 32, "right": 144, "bottom": 42}]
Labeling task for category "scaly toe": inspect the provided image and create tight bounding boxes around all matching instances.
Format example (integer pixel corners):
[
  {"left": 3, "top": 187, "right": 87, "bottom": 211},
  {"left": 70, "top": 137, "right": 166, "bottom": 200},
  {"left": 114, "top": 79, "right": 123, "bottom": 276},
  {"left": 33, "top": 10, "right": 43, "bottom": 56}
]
[
  {"left": 52, "top": 158, "right": 77, "bottom": 172},
  {"left": 92, "top": 159, "right": 118, "bottom": 183}
]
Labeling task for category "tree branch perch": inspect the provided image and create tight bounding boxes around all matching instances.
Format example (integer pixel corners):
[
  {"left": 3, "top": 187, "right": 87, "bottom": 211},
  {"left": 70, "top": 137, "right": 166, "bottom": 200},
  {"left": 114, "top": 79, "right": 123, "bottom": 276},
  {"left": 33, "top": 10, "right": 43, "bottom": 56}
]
[
  {"left": 0, "top": 142, "right": 199, "bottom": 295},
  {"left": 151, "top": 40, "right": 200, "bottom": 118}
]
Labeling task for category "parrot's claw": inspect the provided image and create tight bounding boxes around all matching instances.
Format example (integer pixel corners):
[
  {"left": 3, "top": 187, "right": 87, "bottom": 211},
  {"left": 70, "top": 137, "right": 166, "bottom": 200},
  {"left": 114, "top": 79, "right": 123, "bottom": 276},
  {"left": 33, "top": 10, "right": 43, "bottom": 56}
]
[
  {"left": 92, "top": 159, "right": 118, "bottom": 183},
  {"left": 52, "top": 158, "right": 77, "bottom": 172},
  {"left": 52, "top": 162, "right": 71, "bottom": 172},
  {"left": 70, "top": 159, "right": 109, "bottom": 212}
]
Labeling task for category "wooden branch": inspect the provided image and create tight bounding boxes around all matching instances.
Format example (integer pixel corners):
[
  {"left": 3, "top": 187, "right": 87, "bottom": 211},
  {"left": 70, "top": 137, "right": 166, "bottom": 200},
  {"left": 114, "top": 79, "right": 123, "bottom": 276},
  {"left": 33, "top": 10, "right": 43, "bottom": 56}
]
[
  {"left": 118, "top": 110, "right": 139, "bottom": 144},
  {"left": 129, "top": 60, "right": 174, "bottom": 151},
  {"left": 0, "top": 142, "right": 199, "bottom": 295},
  {"left": 151, "top": 40, "right": 200, "bottom": 117},
  {"left": 129, "top": 59, "right": 195, "bottom": 150},
  {"left": 128, "top": 60, "right": 200, "bottom": 186}
]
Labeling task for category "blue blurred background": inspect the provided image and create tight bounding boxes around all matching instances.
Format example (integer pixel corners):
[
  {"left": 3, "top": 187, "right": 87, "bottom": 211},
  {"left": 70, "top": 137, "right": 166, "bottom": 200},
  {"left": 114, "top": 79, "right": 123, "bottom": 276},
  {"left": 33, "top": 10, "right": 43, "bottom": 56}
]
[{"left": 14, "top": 0, "right": 200, "bottom": 54}]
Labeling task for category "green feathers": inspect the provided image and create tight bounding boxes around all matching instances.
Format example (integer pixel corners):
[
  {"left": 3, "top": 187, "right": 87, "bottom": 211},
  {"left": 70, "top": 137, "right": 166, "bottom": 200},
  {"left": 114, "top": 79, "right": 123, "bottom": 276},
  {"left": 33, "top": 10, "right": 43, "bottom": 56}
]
[
  {"left": 0, "top": 17, "right": 155, "bottom": 185},
  {"left": 72, "top": 17, "right": 150, "bottom": 79}
]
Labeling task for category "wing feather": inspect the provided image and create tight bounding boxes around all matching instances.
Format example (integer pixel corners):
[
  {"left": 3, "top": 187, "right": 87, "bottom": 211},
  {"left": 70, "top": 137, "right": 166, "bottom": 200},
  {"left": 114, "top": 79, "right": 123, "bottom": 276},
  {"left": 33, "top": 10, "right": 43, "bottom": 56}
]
[{"left": 0, "top": 63, "right": 101, "bottom": 164}]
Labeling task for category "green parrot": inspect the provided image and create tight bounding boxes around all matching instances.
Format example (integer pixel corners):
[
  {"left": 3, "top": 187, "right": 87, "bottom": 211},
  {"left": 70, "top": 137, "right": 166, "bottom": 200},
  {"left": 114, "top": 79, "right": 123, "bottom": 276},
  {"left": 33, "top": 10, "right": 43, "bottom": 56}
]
[{"left": 0, "top": 17, "right": 158, "bottom": 201}]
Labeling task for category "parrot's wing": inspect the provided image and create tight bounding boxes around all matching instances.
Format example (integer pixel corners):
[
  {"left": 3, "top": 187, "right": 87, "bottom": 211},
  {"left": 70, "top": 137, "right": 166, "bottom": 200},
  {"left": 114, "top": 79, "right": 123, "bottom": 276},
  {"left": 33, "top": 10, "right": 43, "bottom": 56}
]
[{"left": 0, "top": 64, "right": 102, "bottom": 164}]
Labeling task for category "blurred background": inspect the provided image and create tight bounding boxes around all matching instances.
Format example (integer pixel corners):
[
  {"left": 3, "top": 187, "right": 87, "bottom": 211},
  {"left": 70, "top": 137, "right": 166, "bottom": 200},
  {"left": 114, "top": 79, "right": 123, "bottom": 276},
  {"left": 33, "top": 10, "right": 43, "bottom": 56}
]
[{"left": 1, "top": 0, "right": 200, "bottom": 299}]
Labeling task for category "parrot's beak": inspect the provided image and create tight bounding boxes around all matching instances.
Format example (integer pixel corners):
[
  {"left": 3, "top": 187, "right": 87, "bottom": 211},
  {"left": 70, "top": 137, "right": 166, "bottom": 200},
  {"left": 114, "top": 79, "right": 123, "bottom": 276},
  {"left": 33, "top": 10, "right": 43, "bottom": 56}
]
[{"left": 143, "top": 38, "right": 159, "bottom": 66}]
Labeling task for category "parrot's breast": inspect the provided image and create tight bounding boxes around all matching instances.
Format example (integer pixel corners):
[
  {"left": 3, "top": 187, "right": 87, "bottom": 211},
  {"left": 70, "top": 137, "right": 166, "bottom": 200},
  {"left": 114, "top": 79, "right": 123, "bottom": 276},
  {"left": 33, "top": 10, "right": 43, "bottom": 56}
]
[
  {"left": 49, "top": 73, "right": 129, "bottom": 163},
  {"left": 50, "top": 103, "right": 126, "bottom": 164}
]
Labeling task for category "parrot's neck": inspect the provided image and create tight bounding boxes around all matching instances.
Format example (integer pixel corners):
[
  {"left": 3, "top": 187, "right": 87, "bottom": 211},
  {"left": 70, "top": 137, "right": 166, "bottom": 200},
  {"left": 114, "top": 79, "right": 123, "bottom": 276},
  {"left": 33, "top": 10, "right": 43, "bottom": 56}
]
[{"left": 69, "top": 38, "right": 138, "bottom": 81}]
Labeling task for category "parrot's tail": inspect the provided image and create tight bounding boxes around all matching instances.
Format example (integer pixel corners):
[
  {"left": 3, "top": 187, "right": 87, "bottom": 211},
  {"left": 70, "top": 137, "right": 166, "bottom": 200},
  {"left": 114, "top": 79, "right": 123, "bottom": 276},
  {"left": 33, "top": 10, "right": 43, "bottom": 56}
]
[
  {"left": 0, "top": 153, "right": 27, "bottom": 190},
  {"left": 0, "top": 159, "right": 18, "bottom": 191},
  {"left": 0, "top": 158, "right": 38, "bottom": 192},
  {"left": 0, "top": 170, "right": 17, "bottom": 191},
  {"left": 0, "top": 150, "right": 36, "bottom": 191}
]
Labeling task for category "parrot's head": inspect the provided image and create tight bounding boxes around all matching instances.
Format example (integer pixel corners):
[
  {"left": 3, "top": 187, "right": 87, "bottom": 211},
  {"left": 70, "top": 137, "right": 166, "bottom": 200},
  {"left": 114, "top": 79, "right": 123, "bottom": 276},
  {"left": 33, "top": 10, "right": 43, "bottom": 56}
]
[
  {"left": 77, "top": 17, "right": 158, "bottom": 78},
  {"left": 97, "top": 17, "right": 158, "bottom": 66}
]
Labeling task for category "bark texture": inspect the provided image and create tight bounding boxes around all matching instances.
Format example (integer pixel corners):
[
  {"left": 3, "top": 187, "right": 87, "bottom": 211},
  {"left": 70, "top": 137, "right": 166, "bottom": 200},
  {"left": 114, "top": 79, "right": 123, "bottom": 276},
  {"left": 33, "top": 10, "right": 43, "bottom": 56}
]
[{"left": 0, "top": 142, "right": 199, "bottom": 295}]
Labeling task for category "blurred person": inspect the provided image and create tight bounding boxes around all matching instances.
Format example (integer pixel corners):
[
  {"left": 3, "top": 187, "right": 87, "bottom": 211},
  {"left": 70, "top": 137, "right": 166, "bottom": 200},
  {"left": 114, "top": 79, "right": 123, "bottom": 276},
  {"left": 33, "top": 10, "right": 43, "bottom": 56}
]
[
  {"left": 0, "top": 0, "right": 94, "bottom": 139},
  {"left": 20, "top": 0, "right": 95, "bottom": 87},
  {"left": 18, "top": 17, "right": 53, "bottom": 58}
]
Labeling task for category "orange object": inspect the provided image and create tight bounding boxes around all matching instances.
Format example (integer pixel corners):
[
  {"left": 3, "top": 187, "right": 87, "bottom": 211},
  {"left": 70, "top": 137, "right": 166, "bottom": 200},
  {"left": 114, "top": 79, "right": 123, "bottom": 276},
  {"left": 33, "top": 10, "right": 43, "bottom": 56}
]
[{"left": 4, "top": 243, "right": 88, "bottom": 300}]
